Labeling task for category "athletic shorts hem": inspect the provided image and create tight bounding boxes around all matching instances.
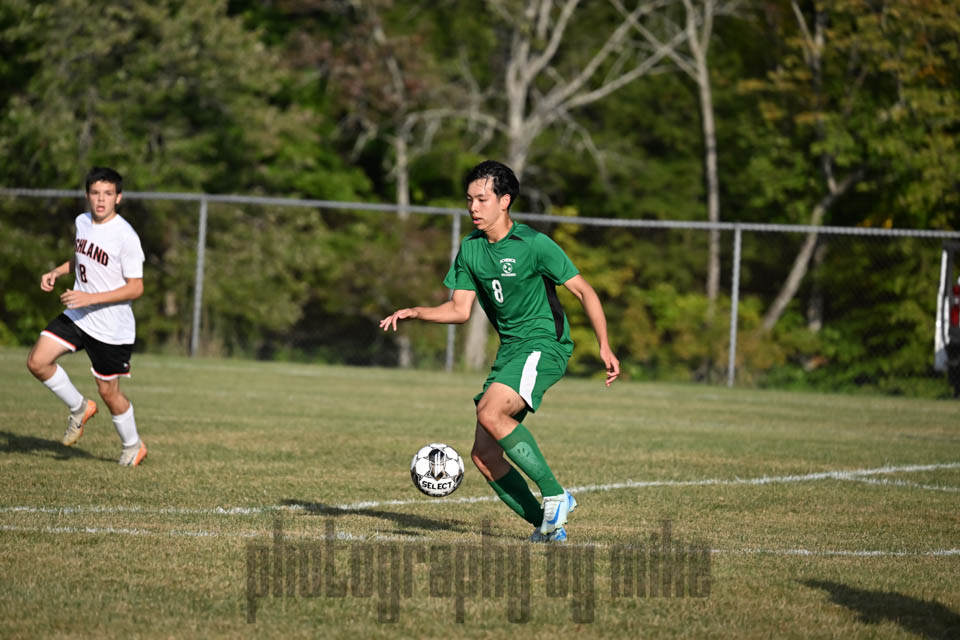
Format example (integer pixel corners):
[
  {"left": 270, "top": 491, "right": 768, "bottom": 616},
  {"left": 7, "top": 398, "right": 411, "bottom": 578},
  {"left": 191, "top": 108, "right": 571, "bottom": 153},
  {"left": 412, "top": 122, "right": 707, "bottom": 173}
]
[
  {"left": 91, "top": 367, "right": 132, "bottom": 381},
  {"left": 475, "top": 349, "right": 567, "bottom": 421},
  {"left": 42, "top": 314, "right": 134, "bottom": 378},
  {"left": 40, "top": 330, "right": 78, "bottom": 352}
]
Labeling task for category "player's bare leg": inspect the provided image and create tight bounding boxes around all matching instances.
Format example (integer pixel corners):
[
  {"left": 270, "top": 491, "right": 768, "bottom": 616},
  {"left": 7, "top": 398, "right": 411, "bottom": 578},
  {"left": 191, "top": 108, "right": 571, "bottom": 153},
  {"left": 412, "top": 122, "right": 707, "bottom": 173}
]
[
  {"left": 27, "top": 335, "right": 97, "bottom": 445},
  {"left": 95, "top": 376, "right": 129, "bottom": 416},
  {"left": 475, "top": 382, "right": 526, "bottom": 440},
  {"left": 26, "top": 334, "right": 70, "bottom": 382},
  {"left": 471, "top": 422, "right": 511, "bottom": 481}
]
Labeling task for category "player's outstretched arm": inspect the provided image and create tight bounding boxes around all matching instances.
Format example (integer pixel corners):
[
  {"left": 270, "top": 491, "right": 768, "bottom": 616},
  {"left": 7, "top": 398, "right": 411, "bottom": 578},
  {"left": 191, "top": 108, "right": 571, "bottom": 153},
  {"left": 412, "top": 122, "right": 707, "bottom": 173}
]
[
  {"left": 563, "top": 274, "right": 621, "bottom": 386},
  {"left": 380, "top": 289, "right": 476, "bottom": 332},
  {"left": 40, "top": 260, "right": 73, "bottom": 292}
]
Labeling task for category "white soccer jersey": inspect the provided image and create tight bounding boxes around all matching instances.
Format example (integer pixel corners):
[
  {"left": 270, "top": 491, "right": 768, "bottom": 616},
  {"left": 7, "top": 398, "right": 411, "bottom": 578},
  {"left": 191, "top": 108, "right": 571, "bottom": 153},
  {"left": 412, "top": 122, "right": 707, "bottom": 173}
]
[{"left": 64, "top": 212, "right": 144, "bottom": 345}]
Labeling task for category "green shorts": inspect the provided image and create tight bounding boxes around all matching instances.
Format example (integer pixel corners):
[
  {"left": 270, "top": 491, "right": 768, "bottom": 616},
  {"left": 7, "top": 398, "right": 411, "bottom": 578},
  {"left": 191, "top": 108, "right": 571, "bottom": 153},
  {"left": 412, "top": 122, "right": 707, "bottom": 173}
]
[{"left": 473, "top": 346, "right": 568, "bottom": 422}]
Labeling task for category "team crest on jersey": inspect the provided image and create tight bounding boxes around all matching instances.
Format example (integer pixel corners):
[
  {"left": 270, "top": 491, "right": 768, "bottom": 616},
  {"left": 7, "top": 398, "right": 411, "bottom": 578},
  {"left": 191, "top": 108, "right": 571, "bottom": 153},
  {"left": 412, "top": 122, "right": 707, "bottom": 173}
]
[{"left": 500, "top": 258, "right": 517, "bottom": 277}]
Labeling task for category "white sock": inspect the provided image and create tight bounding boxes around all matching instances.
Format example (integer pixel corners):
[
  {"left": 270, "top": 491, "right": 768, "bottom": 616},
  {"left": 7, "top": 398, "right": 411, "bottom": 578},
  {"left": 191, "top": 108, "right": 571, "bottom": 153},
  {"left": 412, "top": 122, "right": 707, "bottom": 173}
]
[
  {"left": 111, "top": 405, "right": 140, "bottom": 448},
  {"left": 42, "top": 364, "right": 84, "bottom": 413}
]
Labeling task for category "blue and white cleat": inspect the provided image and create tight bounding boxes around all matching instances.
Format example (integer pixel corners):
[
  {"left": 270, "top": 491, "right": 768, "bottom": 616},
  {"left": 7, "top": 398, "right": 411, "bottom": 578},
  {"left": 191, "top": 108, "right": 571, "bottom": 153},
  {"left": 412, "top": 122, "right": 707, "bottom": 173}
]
[
  {"left": 540, "top": 490, "right": 577, "bottom": 535},
  {"left": 529, "top": 526, "right": 567, "bottom": 543}
]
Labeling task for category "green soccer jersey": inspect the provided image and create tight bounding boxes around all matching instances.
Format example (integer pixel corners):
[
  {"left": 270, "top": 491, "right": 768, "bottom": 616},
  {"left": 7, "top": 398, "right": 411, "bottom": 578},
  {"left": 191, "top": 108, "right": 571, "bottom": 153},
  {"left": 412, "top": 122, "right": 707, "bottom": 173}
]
[{"left": 443, "top": 222, "right": 579, "bottom": 357}]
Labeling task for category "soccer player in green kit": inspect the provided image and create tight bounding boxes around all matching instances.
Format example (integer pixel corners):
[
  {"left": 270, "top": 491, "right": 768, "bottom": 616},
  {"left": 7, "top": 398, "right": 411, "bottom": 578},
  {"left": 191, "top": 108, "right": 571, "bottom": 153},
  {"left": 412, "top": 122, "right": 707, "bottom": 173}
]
[{"left": 380, "top": 160, "right": 620, "bottom": 542}]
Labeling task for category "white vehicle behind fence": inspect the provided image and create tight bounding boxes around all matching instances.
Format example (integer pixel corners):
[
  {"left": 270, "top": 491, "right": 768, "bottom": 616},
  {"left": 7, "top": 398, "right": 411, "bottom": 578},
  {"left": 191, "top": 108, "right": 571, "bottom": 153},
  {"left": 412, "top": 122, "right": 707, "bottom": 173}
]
[{"left": 934, "top": 241, "right": 960, "bottom": 398}]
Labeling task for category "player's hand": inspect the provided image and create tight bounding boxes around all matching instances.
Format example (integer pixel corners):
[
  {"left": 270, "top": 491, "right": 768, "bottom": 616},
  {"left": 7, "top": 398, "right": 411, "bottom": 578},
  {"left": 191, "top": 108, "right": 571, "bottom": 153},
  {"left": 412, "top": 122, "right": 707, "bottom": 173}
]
[
  {"left": 40, "top": 271, "right": 58, "bottom": 292},
  {"left": 60, "top": 289, "right": 94, "bottom": 309},
  {"left": 600, "top": 345, "right": 620, "bottom": 387},
  {"left": 379, "top": 308, "right": 420, "bottom": 332}
]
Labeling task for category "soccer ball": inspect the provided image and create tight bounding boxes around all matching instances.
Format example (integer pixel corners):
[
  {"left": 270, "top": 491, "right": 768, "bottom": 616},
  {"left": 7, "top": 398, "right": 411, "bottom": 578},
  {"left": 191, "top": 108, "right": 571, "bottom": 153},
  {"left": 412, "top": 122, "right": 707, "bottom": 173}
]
[{"left": 410, "top": 443, "right": 465, "bottom": 497}]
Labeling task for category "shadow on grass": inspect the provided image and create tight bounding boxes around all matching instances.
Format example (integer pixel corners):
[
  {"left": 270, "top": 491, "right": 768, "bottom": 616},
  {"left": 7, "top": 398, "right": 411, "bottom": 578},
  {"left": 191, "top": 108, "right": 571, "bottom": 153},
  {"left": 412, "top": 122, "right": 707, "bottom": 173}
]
[
  {"left": 0, "top": 430, "right": 113, "bottom": 462},
  {"left": 801, "top": 579, "right": 960, "bottom": 639},
  {"left": 279, "top": 499, "right": 513, "bottom": 540}
]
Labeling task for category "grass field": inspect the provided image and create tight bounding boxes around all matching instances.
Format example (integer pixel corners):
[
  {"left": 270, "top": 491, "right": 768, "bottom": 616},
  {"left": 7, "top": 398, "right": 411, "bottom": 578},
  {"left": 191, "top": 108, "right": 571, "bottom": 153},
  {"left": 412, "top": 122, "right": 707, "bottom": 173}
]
[{"left": 1, "top": 345, "right": 958, "bottom": 639}]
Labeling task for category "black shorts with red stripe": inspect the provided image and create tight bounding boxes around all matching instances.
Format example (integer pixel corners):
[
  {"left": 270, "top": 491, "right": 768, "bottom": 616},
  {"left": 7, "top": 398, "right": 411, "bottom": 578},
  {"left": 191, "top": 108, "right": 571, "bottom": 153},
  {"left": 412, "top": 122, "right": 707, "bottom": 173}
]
[{"left": 41, "top": 314, "right": 133, "bottom": 380}]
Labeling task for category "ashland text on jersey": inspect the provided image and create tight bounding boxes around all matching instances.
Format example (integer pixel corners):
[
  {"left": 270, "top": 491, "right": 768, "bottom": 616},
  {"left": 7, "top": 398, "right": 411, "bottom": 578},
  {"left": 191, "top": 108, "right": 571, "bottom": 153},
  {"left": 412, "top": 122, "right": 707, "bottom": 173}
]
[{"left": 75, "top": 238, "right": 110, "bottom": 266}]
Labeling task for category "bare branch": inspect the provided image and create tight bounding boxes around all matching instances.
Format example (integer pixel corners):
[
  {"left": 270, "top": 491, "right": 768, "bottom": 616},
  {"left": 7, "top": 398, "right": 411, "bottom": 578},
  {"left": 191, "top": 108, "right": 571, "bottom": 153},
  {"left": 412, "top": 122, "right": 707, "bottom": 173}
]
[
  {"left": 540, "top": 3, "right": 646, "bottom": 111},
  {"left": 612, "top": 0, "right": 696, "bottom": 77},
  {"left": 562, "top": 29, "right": 686, "bottom": 110},
  {"left": 523, "top": 0, "right": 582, "bottom": 85},
  {"left": 535, "top": 0, "right": 553, "bottom": 41},
  {"left": 790, "top": 0, "right": 819, "bottom": 69},
  {"left": 556, "top": 108, "right": 611, "bottom": 187},
  {"left": 366, "top": 9, "right": 406, "bottom": 108}
]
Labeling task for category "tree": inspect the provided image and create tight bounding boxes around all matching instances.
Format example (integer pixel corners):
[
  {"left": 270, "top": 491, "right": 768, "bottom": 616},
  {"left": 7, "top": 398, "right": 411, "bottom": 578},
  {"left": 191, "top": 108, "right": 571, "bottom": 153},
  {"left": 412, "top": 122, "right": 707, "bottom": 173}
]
[
  {"left": 736, "top": 0, "right": 960, "bottom": 331},
  {"left": 320, "top": 1, "right": 486, "bottom": 365},
  {"left": 230, "top": 0, "right": 486, "bottom": 365},
  {"left": 454, "top": 0, "right": 689, "bottom": 369},
  {"left": 0, "top": 0, "right": 370, "bottom": 352},
  {"left": 656, "top": 1, "right": 742, "bottom": 317}
]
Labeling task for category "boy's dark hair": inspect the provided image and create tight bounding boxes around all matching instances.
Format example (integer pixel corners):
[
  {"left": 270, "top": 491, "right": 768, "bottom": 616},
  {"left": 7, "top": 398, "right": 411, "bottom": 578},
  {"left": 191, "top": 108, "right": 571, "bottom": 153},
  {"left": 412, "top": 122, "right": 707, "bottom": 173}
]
[
  {"left": 464, "top": 160, "right": 519, "bottom": 210},
  {"left": 84, "top": 167, "right": 123, "bottom": 193}
]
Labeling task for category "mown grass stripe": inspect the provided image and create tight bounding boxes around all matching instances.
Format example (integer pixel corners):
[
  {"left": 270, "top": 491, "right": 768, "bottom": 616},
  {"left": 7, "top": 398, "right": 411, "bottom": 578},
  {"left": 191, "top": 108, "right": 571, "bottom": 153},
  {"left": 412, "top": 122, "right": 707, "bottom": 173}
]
[
  {"left": 2, "top": 461, "right": 957, "bottom": 515},
  {"left": 3, "top": 523, "right": 958, "bottom": 558}
]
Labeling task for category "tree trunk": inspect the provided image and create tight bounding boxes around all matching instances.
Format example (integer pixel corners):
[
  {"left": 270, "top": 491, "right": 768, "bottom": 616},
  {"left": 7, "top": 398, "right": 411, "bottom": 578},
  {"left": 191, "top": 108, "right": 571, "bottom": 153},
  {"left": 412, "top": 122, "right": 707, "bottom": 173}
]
[
  {"left": 700, "top": 64, "right": 720, "bottom": 318},
  {"left": 464, "top": 302, "right": 489, "bottom": 370},
  {"left": 762, "top": 228, "right": 821, "bottom": 332},
  {"left": 394, "top": 133, "right": 414, "bottom": 367},
  {"left": 395, "top": 134, "right": 410, "bottom": 222},
  {"left": 682, "top": 0, "right": 722, "bottom": 320},
  {"left": 460, "top": 0, "right": 685, "bottom": 370},
  {"left": 761, "top": 171, "right": 859, "bottom": 331},
  {"left": 763, "top": 4, "right": 862, "bottom": 333},
  {"left": 806, "top": 240, "right": 827, "bottom": 332}
]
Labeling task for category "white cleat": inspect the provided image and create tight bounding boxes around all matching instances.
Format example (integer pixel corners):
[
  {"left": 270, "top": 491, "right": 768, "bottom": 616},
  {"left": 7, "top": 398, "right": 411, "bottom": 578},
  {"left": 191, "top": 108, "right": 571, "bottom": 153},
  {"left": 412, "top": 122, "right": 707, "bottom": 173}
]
[
  {"left": 540, "top": 490, "right": 577, "bottom": 535},
  {"left": 62, "top": 399, "right": 97, "bottom": 446},
  {"left": 529, "top": 526, "right": 568, "bottom": 543},
  {"left": 118, "top": 440, "right": 148, "bottom": 467}
]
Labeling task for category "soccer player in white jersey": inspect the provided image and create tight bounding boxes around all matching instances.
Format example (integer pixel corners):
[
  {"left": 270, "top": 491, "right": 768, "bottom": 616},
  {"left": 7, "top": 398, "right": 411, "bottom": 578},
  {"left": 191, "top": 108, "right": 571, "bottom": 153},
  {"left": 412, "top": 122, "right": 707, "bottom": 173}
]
[{"left": 26, "top": 167, "right": 148, "bottom": 466}]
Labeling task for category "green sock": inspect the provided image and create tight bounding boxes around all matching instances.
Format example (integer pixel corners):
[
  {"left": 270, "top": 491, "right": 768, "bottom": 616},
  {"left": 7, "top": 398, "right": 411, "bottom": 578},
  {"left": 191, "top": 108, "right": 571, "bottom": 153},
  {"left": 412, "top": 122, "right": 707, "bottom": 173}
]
[
  {"left": 488, "top": 466, "right": 543, "bottom": 527},
  {"left": 497, "top": 424, "right": 564, "bottom": 498}
]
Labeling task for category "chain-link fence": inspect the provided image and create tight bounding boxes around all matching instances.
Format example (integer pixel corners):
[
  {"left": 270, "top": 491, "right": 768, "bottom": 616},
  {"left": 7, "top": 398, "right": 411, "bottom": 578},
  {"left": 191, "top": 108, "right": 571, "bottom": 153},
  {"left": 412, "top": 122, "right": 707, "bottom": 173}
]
[{"left": 3, "top": 188, "right": 959, "bottom": 396}]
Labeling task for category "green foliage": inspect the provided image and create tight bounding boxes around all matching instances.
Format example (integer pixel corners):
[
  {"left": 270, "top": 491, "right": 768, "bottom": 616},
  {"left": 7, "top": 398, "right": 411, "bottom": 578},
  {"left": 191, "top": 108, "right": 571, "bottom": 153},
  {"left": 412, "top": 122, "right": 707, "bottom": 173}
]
[
  {"left": 2, "top": 348, "right": 959, "bottom": 636},
  {"left": 287, "top": 213, "right": 453, "bottom": 366},
  {"left": 734, "top": 0, "right": 960, "bottom": 230},
  {"left": 0, "top": 198, "right": 76, "bottom": 344},
  {"left": 0, "top": 1, "right": 957, "bottom": 397},
  {"left": 0, "top": 0, "right": 370, "bottom": 358}
]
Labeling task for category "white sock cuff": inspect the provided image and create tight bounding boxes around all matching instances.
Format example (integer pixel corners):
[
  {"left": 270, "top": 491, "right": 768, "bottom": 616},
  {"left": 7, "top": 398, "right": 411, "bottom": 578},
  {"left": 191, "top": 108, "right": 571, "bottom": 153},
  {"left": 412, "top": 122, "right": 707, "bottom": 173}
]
[
  {"left": 111, "top": 404, "right": 134, "bottom": 422},
  {"left": 42, "top": 363, "right": 67, "bottom": 387},
  {"left": 42, "top": 364, "right": 84, "bottom": 413},
  {"left": 111, "top": 404, "right": 139, "bottom": 448}
]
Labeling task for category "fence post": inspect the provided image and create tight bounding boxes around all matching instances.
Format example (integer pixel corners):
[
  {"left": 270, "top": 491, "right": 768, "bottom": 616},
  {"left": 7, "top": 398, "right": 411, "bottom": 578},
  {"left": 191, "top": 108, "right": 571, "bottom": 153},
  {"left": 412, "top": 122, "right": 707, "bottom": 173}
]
[
  {"left": 445, "top": 212, "right": 462, "bottom": 372},
  {"left": 190, "top": 196, "right": 208, "bottom": 357},
  {"left": 727, "top": 224, "right": 742, "bottom": 387}
]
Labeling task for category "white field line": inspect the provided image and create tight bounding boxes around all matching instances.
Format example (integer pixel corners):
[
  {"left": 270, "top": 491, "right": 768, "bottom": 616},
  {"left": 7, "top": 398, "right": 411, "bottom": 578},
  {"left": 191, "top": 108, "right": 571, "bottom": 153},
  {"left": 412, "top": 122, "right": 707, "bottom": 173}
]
[
  {"left": 837, "top": 476, "right": 960, "bottom": 492},
  {"left": 0, "top": 524, "right": 365, "bottom": 540},
  {"left": 1, "top": 461, "right": 958, "bottom": 517},
  {"left": 1, "top": 523, "right": 958, "bottom": 558},
  {"left": 710, "top": 547, "right": 960, "bottom": 558}
]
